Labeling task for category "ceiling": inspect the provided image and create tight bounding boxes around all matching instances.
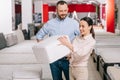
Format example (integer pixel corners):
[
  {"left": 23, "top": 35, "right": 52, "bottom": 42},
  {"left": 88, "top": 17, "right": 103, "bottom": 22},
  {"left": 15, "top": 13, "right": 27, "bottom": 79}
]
[
  {"left": 34, "top": 0, "right": 107, "bottom": 5},
  {"left": 15, "top": 0, "right": 107, "bottom": 5}
]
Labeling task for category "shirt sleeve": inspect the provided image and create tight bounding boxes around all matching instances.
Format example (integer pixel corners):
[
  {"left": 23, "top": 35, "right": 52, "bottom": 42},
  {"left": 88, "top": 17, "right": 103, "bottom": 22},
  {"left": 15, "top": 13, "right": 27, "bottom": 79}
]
[{"left": 36, "top": 23, "right": 49, "bottom": 40}]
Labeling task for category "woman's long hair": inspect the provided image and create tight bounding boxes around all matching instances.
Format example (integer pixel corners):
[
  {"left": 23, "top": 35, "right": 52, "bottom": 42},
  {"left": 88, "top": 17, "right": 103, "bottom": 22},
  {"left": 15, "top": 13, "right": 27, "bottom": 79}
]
[{"left": 80, "top": 17, "right": 95, "bottom": 39}]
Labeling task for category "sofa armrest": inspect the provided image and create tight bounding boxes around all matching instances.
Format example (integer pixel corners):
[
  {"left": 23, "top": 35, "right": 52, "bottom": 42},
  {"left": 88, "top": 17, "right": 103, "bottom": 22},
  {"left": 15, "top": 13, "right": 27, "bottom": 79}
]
[{"left": 0, "top": 33, "right": 7, "bottom": 50}]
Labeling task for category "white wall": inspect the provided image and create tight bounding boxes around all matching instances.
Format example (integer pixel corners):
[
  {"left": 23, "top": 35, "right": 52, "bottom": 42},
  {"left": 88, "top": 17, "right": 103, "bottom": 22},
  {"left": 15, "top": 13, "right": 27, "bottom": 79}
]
[
  {"left": 34, "top": 1, "right": 43, "bottom": 13},
  {"left": 34, "top": 0, "right": 43, "bottom": 22},
  {"left": 12, "top": 0, "right": 15, "bottom": 30},
  {"left": 117, "top": 0, "right": 120, "bottom": 30},
  {"left": 97, "top": 0, "right": 106, "bottom": 4},
  {"left": 22, "top": 0, "right": 33, "bottom": 30},
  {"left": 0, "top": 0, "right": 13, "bottom": 34}
]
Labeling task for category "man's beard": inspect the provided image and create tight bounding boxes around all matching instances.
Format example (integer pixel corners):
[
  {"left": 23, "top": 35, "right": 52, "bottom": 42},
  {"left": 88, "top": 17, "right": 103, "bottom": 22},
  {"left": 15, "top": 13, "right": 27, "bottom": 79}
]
[{"left": 58, "top": 14, "right": 67, "bottom": 20}]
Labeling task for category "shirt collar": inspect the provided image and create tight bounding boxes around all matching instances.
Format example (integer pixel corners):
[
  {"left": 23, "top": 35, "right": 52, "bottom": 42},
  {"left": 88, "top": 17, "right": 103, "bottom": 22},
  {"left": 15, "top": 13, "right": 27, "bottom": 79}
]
[
  {"left": 56, "top": 16, "right": 69, "bottom": 21},
  {"left": 80, "top": 34, "right": 92, "bottom": 40}
]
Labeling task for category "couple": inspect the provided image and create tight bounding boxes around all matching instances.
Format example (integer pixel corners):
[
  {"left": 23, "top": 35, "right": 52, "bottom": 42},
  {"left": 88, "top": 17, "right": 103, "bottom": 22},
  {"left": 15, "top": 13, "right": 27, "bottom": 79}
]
[{"left": 36, "top": 0, "right": 96, "bottom": 80}]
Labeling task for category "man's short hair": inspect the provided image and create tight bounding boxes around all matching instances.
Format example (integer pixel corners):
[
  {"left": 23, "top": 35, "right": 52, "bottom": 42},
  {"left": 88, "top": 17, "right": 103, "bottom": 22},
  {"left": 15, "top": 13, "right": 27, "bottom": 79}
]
[{"left": 56, "top": 0, "right": 68, "bottom": 7}]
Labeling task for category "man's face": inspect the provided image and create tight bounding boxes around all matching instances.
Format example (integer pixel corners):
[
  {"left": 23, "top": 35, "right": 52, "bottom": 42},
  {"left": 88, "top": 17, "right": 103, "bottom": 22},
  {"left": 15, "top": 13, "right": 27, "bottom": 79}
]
[{"left": 56, "top": 4, "right": 68, "bottom": 20}]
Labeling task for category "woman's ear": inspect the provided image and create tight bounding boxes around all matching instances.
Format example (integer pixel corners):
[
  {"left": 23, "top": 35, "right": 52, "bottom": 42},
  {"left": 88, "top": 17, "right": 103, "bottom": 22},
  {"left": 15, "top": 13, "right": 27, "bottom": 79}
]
[{"left": 89, "top": 25, "right": 92, "bottom": 30}]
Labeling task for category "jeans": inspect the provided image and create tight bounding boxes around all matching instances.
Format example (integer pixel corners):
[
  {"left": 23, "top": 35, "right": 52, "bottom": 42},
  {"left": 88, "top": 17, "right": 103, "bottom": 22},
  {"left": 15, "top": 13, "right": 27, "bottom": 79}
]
[{"left": 50, "top": 57, "right": 69, "bottom": 80}]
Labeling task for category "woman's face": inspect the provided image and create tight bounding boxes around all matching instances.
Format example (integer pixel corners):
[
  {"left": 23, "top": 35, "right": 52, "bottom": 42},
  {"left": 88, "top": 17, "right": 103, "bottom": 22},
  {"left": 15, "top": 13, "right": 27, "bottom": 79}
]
[{"left": 79, "top": 20, "right": 91, "bottom": 36}]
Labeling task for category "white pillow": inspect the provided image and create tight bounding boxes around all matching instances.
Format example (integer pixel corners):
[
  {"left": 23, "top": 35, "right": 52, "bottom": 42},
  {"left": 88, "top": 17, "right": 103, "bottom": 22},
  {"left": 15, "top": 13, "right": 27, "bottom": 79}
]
[
  {"left": 15, "top": 29, "right": 25, "bottom": 43},
  {"left": 5, "top": 33, "right": 18, "bottom": 47}
]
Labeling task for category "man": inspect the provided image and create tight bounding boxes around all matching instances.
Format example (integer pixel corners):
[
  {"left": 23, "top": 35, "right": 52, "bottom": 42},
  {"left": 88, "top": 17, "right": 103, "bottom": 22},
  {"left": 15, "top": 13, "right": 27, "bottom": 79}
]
[{"left": 36, "top": 1, "right": 80, "bottom": 80}]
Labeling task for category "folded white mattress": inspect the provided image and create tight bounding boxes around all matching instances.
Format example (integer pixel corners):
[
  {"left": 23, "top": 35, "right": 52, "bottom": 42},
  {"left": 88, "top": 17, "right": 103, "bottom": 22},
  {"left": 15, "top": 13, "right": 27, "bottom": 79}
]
[
  {"left": 95, "top": 43, "right": 120, "bottom": 56},
  {"left": 95, "top": 35, "right": 120, "bottom": 48},
  {"left": 96, "top": 48, "right": 120, "bottom": 63},
  {"left": 33, "top": 35, "right": 70, "bottom": 63},
  {"left": 95, "top": 35, "right": 120, "bottom": 40},
  {"left": 95, "top": 30, "right": 116, "bottom": 36},
  {"left": 107, "top": 66, "right": 120, "bottom": 80},
  {"left": 96, "top": 41, "right": 120, "bottom": 48},
  {"left": 96, "top": 35, "right": 120, "bottom": 42}
]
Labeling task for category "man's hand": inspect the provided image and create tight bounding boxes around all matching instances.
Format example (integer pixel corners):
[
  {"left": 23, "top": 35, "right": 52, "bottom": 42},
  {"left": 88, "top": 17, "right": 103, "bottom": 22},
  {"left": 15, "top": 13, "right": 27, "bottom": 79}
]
[{"left": 36, "top": 39, "right": 43, "bottom": 42}]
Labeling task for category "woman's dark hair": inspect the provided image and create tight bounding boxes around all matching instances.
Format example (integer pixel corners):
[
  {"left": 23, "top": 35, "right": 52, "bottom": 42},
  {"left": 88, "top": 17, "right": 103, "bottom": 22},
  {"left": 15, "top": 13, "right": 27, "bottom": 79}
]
[
  {"left": 80, "top": 17, "right": 95, "bottom": 39},
  {"left": 56, "top": 0, "right": 67, "bottom": 7}
]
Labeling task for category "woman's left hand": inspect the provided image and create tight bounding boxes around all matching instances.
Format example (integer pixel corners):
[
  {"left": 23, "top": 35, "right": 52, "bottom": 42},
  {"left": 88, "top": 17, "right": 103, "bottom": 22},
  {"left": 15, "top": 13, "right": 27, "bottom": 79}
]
[
  {"left": 57, "top": 36, "right": 70, "bottom": 46},
  {"left": 58, "top": 36, "right": 74, "bottom": 52}
]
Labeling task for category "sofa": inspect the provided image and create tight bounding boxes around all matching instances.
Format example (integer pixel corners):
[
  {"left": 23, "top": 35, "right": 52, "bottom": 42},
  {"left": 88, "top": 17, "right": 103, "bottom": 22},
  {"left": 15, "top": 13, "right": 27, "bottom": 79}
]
[{"left": 0, "top": 29, "right": 52, "bottom": 80}]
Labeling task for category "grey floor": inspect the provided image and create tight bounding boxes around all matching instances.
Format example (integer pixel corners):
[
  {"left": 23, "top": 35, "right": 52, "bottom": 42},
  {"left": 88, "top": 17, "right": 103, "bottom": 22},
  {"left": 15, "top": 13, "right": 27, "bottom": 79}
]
[{"left": 0, "top": 56, "right": 102, "bottom": 80}]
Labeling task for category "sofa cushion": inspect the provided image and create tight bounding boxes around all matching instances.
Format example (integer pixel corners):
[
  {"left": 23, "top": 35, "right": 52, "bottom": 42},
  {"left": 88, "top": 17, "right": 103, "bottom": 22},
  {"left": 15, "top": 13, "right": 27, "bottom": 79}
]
[
  {"left": 22, "top": 29, "right": 30, "bottom": 40},
  {"left": 5, "top": 33, "right": 18, "bottom": 47},
  {"left": 0, "top": 40, "right": 38, "bottom": 64},
  {"left": 0, "top": 33, "right": 7, "bottom": 50},
  {"left": 15, "top": 29, "right": 25, "bottom": 43}
]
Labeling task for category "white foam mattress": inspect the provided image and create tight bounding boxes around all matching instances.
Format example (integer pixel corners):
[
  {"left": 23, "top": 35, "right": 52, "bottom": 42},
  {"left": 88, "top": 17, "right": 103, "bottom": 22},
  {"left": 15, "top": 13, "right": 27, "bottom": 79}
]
[
  {"left": 96, "top": 38, "right": 120, "bottom": 43},
  {"left": 95, "top": 35, "right": 120, "bottom": 40},
  {"left": 33, "top": 35, "right": 70, "bottom": 63},
  {"left": 96, "top": 48, "right": 120, "bottom": 63},
  {"left": 96, "top": 36, "right": 120, "bottom": 45},
  {"left": 107, "top": 66, "right": 120, "bottom": 80},
  {"left": 95, "top": 37, "right": 120, "bottom": 49},
  {"left": 94, "top": 34, "right": 120, "bottom": 48},
  {"left": 95, "top": 30, "right": 116, "bottom": 36},
  {"left": 96, "top": 41, "right": 120, "bottom": 48},
  {"left": 95, "top": 36, "right": 120, "bottom": 55}
]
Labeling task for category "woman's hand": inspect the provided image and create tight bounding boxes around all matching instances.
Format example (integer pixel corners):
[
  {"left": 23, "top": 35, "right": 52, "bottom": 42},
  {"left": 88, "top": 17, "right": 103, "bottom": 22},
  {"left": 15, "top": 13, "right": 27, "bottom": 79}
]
[
  {"left": 58, "top": 36, "right": 70, "bottom": 46},
  {"left": 58, "top": 36, "right": 74, "bottom": 52}
]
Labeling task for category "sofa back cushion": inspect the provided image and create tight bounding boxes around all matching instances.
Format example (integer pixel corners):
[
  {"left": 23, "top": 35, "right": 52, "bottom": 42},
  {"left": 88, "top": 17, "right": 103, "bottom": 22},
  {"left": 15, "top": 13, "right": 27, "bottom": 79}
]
[
  {"left": 15, "top": 29, "right": 25, "bottom": 43},
  {"left": 5, "top": 33, "right": 18, "bottom": 47},
  {"left": 0, "top": 33, "right": 7, "bottom": 50},
  {"left": 22, "top": 29, "right": 30, "bottom": 40}
]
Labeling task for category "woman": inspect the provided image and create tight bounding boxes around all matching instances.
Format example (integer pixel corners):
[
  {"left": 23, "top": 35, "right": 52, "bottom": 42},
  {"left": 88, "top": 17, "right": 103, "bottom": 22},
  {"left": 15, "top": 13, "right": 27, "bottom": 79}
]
[{"left": 58, "top": 17, "right": 96, "bottom": 80}]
